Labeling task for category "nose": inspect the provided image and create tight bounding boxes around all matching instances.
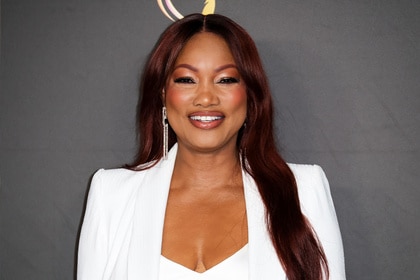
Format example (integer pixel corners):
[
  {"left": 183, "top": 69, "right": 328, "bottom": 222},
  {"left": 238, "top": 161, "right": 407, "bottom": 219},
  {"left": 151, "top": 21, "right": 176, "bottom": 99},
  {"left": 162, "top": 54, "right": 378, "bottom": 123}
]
[{"left": 193, "top": 82, "right": 219, "bottom": 107}]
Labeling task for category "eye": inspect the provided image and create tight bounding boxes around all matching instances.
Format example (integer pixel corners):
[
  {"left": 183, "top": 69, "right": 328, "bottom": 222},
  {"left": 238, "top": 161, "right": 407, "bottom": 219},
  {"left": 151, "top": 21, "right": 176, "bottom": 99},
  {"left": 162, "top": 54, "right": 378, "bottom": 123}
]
[
  {"left": 218, "top": 77, "right": 240, "bottom": 84},
  {"left": 174, "top": 77, "right": 195, "bottom": 84}
]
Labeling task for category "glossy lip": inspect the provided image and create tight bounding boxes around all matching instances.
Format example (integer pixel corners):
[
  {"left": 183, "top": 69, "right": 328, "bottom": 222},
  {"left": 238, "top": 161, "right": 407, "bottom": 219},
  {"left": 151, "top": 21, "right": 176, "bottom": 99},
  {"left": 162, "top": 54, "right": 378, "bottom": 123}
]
[{"left": 188, "top": 111, "right": 225, "bottom": 130}]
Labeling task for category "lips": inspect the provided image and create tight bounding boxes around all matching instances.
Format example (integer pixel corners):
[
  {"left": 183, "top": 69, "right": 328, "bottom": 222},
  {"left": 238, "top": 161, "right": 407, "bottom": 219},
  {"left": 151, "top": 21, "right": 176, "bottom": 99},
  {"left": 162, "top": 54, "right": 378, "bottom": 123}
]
[{"left": 188, "top": 112, "right": 224, "bottom": 129}]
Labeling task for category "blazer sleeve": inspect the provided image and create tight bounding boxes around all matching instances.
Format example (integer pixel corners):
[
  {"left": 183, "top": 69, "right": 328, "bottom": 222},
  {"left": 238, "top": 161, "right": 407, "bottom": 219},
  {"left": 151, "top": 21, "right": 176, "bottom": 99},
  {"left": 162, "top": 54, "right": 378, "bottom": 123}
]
[
  {"left": 293, "top": 164, "right": 346, "bottom": 280},
  {"left": 77, "top": 169, "right": 108, "bottom": 280}
]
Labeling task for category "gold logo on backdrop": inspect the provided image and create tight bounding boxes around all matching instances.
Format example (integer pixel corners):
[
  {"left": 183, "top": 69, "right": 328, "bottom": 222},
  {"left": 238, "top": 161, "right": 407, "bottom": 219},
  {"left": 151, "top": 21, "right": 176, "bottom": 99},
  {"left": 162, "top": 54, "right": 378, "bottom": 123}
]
[{"left": 157, "top": 0, "right": 216, "bottom": 21}]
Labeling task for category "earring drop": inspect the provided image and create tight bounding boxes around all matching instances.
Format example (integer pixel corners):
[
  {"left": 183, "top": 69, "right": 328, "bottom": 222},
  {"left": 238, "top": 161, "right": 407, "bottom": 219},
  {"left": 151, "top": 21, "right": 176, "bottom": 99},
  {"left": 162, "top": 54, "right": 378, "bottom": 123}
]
[{"left": 162, "top": 107, "right": 168, "bottom": 160}]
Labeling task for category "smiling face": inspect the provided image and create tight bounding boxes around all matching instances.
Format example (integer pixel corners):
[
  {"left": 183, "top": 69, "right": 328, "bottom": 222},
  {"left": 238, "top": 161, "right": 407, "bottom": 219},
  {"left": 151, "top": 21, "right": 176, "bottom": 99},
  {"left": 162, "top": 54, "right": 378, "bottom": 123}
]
[{"left": 164, "top": 32, "right": 247, "bottom": 154}]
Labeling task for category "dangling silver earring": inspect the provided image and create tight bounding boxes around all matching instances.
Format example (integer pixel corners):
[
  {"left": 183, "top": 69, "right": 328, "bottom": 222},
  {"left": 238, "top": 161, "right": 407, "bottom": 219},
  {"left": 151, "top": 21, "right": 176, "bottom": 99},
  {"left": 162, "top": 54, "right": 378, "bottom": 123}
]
[{"left": 162, "top": 106, "right": 168, "bottom": 160}]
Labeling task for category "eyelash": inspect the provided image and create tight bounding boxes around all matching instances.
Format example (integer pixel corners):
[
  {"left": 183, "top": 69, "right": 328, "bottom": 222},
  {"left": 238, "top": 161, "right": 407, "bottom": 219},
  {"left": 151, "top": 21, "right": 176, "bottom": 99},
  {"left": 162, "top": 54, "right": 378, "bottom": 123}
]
[
  {"left": 174, "top": 77, "right": 195, "bottom": 84},
  {"left": 173, "top": 77, "right": 240, "bottom": 84},
  {"left": 218, "top": 77, "right": 240, "bottom": 84}
]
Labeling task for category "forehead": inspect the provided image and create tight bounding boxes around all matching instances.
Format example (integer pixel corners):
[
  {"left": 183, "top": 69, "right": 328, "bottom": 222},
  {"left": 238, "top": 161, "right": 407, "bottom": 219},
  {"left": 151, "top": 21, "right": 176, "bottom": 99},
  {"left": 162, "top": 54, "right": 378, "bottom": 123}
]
[{"left": 175, "top": 32, "right": 235, "bottom": 63}]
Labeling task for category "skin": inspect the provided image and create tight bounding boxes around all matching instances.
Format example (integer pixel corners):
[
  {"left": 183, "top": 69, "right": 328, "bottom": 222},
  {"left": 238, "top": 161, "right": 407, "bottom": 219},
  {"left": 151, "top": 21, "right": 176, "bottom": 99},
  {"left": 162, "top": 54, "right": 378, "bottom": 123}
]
[{"left": 161, "top": 32, "right": 248, "bottom": 272}]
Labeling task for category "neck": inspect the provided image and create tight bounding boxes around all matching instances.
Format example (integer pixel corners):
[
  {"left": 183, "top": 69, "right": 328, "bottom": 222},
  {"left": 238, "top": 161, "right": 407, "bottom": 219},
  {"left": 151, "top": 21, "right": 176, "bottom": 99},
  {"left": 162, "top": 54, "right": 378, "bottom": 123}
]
[{"left": 171, "top": 144, "right": 242, "bottom": 190}]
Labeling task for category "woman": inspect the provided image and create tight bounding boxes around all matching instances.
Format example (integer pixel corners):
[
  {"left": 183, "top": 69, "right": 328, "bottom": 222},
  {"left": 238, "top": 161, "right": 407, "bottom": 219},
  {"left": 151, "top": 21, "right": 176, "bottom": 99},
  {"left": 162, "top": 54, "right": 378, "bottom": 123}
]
[{"left": 78, "top": 14, "right": 345, "bottom": 280}]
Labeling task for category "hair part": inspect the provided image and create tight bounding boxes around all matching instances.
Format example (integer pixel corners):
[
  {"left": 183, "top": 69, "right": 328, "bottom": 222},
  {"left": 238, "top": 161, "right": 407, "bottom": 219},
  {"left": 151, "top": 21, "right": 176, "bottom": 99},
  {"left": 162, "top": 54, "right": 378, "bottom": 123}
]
[{"left": 128, "top": 13, "right": 329, "bottom": 280}]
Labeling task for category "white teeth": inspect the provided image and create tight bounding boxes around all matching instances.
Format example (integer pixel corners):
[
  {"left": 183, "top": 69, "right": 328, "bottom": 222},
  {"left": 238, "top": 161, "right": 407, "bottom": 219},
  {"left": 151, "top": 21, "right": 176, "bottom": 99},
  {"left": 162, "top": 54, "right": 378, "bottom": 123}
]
[{"left": 190, "top": 116, "right": 222, "bottom": 122}]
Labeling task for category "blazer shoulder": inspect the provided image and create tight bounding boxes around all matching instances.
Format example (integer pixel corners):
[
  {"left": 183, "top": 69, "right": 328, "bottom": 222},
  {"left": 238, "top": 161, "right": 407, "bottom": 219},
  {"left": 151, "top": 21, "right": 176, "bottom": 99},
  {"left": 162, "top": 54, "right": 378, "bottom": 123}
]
[
  {"left": 93, "top": 167, "right": 147, "bottom": 184},
  {"left": 287, "top": 163, "right": 334, "bottom": 217},
  {"left": 79, "top": 168, "right": 150, "bottom": 279},
  {"left": 287, "top": 163, "right": 326, "bottom": 188},
  {"left": 287, "top": 163, "right": 346, "bottom": 279},
  {"left": 89, "top": 168, "right": 148, "bottom": 203}
]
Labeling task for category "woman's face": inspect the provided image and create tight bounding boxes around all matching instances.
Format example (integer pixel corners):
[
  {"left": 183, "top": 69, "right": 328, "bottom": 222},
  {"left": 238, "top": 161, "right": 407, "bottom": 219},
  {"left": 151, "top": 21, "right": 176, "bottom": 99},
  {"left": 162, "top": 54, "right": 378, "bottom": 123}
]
[{"left": 164, "top": 32, "right": 247, "bottom": 154}]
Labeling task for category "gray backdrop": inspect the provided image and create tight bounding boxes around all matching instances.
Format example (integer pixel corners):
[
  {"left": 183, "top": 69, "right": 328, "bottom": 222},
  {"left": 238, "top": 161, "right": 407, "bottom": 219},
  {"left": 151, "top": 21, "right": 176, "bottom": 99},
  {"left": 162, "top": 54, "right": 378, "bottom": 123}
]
[{"left": 1, "top": 0, "right": 419, "bottom": 279}]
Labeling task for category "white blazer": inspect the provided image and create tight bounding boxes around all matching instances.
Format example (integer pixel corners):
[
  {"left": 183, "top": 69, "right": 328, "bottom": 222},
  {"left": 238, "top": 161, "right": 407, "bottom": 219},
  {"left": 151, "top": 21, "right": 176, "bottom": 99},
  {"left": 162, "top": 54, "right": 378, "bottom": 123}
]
[{"left": 78, "top": 144, "right": 346, "bottom": 279}]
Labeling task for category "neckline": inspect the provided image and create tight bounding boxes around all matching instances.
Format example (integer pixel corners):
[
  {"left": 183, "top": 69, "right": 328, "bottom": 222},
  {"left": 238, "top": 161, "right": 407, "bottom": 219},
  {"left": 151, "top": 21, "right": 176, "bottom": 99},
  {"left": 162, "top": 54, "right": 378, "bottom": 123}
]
[{"left": 160, "top": 244, "right": 249, "bottom": 274}]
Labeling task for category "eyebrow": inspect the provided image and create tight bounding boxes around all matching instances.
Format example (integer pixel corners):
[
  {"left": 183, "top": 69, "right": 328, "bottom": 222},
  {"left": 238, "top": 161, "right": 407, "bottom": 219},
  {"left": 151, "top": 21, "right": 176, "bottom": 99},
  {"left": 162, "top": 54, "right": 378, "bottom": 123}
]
[
  {"left": 215, "top": 64, "right": 237, "bottom": 72},
  {"left": 173, "top": 63, "right": 238, "bottom": 73},
  {"left": 173, "top": 64, "right": 198, "bottom": 72}
]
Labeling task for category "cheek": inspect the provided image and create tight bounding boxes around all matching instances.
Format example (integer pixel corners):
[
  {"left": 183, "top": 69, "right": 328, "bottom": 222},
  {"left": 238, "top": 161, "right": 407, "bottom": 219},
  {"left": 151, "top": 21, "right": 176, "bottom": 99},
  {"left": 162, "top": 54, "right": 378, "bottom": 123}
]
[
  {"left": 165, "top": 88, "right": 191, "bottom": 113},
  {"left": 226, "top": 87, "right": 247, "bottom": 113}
]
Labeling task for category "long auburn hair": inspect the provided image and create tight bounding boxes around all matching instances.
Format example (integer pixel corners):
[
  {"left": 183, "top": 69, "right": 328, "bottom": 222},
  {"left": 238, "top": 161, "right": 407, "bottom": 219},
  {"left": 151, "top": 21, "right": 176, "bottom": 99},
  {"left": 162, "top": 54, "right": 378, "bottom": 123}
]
[{"left": 128, "top": 13, "right": 329, "bottom": 280}]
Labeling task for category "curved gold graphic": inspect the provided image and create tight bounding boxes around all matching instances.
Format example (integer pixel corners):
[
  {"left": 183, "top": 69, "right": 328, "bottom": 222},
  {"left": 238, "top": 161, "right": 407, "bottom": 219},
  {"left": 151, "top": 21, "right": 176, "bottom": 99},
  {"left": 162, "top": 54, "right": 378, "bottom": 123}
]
[
  {"left": 202, "top": 0, "right": 216, "bottom": 15},
  {"left": 157, "top": 0, "right": 216, "bottom": 21}
]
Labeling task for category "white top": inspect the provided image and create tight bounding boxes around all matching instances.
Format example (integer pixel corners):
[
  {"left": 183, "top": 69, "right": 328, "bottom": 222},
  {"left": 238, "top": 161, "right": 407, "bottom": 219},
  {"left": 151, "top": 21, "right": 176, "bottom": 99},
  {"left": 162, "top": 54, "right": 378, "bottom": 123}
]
[{"left": 159, "top": 244, "right": 249, "bottom": 280}]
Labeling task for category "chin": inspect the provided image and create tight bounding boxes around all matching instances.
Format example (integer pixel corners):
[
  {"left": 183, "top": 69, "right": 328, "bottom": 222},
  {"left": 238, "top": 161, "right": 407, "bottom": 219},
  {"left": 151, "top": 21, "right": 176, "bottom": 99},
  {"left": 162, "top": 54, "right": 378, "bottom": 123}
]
[{"left": 185, "top": 140, "right": 237, "bottom": 154}]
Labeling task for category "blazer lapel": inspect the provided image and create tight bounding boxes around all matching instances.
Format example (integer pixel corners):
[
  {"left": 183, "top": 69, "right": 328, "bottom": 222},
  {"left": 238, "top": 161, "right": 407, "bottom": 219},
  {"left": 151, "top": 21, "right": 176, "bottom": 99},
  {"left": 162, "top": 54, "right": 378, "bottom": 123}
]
[
  {"left": 127, "top": 145, "right": 178, "bottom": 280},
  {"left": 243, "top": 170, "right": 286, "bottom": 280}
]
